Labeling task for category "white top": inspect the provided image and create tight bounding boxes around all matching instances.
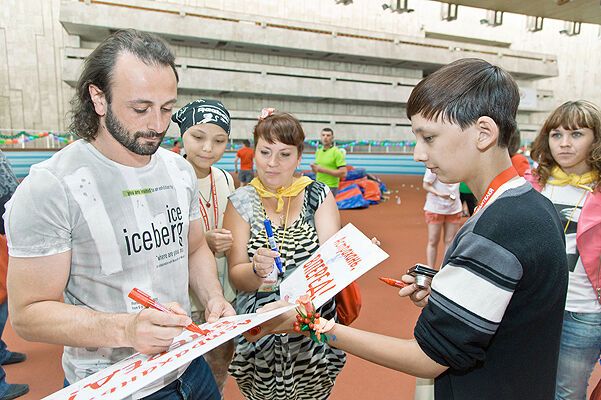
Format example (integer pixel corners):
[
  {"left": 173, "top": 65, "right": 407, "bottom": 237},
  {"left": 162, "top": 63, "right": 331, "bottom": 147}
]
[
  {"left": 423, "top": 169, "right": 462, "bottom": 215},
  {"left": 190, "top": 166, "right": 236, "bottom": 314},
  {"left": 4, "top": 140, "right": 200, "bottom": 396},
  {"left": 541, "top": 183, "right": 601, "bottom": 313}
]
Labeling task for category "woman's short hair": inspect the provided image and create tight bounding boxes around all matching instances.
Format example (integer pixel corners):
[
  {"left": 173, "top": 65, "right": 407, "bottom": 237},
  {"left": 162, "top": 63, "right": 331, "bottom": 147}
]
[
  {"left": 253, "top": 112, "right": 305, "bottom": 155},
  {"left": 530, "top": 100, "right": 601, "bottom": 188}
]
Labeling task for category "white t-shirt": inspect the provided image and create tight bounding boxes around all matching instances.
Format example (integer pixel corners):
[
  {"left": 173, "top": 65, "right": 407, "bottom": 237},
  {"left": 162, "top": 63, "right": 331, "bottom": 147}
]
[
  {"left": 541, "top": 183, "right": 601, "bottom": 313},
  {"left": 423, "top": 169, "right": 462, "bottom": 215},
  {"left": 190, "top": 166, "right": 236, "bottom": 316},
  {"left": 4, "top": 140, "right": 201, "bottom": 394}
]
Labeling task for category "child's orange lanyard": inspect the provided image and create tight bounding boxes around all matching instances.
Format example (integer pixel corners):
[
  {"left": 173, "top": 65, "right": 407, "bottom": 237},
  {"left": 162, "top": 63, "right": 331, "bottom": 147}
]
[{"left": 473, "top": 166, "right": 519, "bottom": 215}]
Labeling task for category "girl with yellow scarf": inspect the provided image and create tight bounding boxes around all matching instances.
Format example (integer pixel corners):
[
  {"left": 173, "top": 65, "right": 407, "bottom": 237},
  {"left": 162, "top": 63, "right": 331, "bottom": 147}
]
[{"left": 529, "top": 100, "right": 601, "bottom": 400}]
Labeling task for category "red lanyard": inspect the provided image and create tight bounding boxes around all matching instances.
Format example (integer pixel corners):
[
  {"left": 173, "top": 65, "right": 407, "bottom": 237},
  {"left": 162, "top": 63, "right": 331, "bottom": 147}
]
[
  {"left": 199, "top": 170, "right": 219, "bottom": 231},
  {"left": 473, "top": 166, "right": 519, "bottom": 214}
]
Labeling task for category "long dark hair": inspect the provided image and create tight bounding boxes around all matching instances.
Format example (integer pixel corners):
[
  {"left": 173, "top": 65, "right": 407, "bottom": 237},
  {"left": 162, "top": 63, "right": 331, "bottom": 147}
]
[{"left": 68, "top": 29, "right": 178, "bottom": 141}]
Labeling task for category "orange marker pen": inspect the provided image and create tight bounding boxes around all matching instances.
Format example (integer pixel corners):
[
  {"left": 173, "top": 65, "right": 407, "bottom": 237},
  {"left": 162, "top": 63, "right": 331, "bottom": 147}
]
[
  {"left": 379, "top": 277, "right": 408, "bottom": 289},
  {"left": 128, "top": 288, "right": 209, "bottom": 335}
]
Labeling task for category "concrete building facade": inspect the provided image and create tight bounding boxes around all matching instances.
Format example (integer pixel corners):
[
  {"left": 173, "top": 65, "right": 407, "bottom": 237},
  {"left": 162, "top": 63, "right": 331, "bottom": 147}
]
[{"left": 2, "top": 0, "right": 600, "bottom": 143}]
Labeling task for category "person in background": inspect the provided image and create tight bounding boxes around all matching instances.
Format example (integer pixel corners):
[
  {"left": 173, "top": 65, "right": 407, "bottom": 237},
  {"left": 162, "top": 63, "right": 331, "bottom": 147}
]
[
  {"left": 4, "top": 29, "right": 234, "bottom": 399},
  {"left": 172, "top": 99, "right": 236, "bottom": 396},
  {"left": 422, "top": 168, "right": 462, "bottom": 268},
  {"left": 0, "top": 151, "right": 28, "bottom": 400},
  {"left": 171, "top": 139, "right": 182, "bottom": 155},
  {"left": 528, "top": 100, "right": 601, "bottom": 400},
  {"left": 235, "top": 139, "right": 254, "bottom": 187},
  {"left": 458, "top": 182, "right": 476, "bottom": 216},
  {"left": 509, "top": 130, "right": 530, "bottom": 177},
  {"left": 311, "top": 127, "right": 346, "bottom": 196},
  {"left": 223, "top": 109, "right": 346, "bottom": 400}
]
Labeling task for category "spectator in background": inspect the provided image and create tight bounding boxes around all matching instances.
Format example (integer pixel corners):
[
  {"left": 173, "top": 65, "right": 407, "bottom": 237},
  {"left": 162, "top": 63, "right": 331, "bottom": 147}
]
[
  {"left": 528, "top": 100, "right": 601, "bottom": 400},
  {"left": 0, "top": 150, "right": 28, "bottom": 400},
  {"left": 171, "top": 139, "right": 182, "bottom": 155},
  {"left": 459, "top": 182, "right": 476, "bottom": 217},
  {"left": 235, "top": 139, "right": 254, "bottom": 187},
  {"left": 422, "top": 168, "right": 462, "bottom": 268},
  {"left": 311, "top": 127, "right": 346, "bottom": 195},
  {"left": 509, "top": 130, "right": 530, "bottom": 177}
]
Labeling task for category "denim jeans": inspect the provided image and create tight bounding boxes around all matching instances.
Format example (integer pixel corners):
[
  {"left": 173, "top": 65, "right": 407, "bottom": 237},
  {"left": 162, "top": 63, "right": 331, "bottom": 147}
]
[
  {"left": 65, "top": 356, "right": 220, "bottom": 400},
  {"left": 0, "top": 302, "right": 10, "bottom": 397},
  {"left": 555, "top": 310, "right": 601, "bottom": 400}
]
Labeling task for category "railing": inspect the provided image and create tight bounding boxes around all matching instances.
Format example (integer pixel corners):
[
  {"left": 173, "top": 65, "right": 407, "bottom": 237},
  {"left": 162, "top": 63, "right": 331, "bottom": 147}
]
[
  {"left": 3, "top": 149, "right": 427, "bottom": 179},
  {"left": 0, "top": 130, "right": 418, "bottom": 153}
]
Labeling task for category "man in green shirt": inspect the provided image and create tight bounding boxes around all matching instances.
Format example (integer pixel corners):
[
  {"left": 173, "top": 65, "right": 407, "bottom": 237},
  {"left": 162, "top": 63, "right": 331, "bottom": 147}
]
[{"left": 311, "top": 127, "right": 346, "bottom": 195}]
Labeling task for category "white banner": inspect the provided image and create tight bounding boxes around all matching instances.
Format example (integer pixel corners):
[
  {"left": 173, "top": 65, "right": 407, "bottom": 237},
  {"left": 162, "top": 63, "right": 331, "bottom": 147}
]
[
  {"left": 280, "top": 223, "right": 389, "bottom": 308},
  {"left": 45, "top": 223, "right": 388, "bottom": 399},
  {"left": 43, "top": 307, "right": 294, "bottom": 400}
]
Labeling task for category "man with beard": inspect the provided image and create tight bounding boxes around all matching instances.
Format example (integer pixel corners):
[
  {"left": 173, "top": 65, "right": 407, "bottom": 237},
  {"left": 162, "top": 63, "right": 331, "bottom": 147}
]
[{"left": 3, "top": 29, "right": 234, "bottom": 399}]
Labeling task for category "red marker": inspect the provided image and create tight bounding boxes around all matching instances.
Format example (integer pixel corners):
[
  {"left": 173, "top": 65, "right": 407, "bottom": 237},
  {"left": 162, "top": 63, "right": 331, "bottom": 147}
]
[
  {"left": 128, "top": 288, "right": 209, "bottom": 335},
  {"left": 379, "top": 277, "right": 408, "bottom": 289}
]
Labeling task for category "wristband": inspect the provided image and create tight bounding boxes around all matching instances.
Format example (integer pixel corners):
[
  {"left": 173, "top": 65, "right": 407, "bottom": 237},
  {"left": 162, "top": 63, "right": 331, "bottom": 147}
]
[{"left": 252, "top": 260, "right": 269, "bottom": 278}]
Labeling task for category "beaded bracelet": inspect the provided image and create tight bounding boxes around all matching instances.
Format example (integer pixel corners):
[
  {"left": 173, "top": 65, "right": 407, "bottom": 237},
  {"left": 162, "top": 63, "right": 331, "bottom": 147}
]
[
  {"left": 252, "top": 259, "right": 269, "bottom": 278},
  {"left": 292, "top": 295, "right": 336, "bottom": 343}
]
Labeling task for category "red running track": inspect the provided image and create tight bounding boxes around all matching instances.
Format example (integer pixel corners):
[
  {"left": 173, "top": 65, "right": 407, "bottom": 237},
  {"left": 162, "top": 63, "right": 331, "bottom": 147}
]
[{"left": 3, "top": 175, "right": 599, "bottom": 399}]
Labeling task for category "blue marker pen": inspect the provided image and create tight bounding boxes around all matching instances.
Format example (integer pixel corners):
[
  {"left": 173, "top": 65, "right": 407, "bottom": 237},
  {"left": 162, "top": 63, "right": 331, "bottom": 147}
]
[{"left": 263, "top": 219, "right": 284, "bottom": 275}]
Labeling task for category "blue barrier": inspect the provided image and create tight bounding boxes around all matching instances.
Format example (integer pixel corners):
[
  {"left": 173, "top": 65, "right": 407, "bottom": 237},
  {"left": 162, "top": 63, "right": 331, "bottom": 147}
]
[{"left": 4, "top": 150, "right": 428, "bottom": 179}]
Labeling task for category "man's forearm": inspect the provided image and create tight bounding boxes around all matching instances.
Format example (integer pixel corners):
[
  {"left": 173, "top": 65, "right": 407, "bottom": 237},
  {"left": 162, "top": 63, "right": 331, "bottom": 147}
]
[{"left": 11, "top": 300, "right": 131, "bottom": 348}]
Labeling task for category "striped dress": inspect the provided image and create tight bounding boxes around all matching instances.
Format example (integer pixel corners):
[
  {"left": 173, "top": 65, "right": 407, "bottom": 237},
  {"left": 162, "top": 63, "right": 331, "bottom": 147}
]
[{"left": 228, "top": 181, "right": 346, "bottom": 400}]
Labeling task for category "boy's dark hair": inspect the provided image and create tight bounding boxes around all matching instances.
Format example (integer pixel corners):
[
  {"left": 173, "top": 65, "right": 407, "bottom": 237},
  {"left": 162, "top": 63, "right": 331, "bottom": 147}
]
[
  {"left": 508, "top": 129, "right": 521, "bottom": 156},
  {"left": 321, "top": 127, "right": 334, "bottom": 134},
  {"left": 243, "top": 139, "right": 251, "bottom": 147},
  {"left": 406, "top": 58, "right": 519, "bottom": 148},
  {"left": 69, "top": 29, "right": 178, "bottom": 141}
]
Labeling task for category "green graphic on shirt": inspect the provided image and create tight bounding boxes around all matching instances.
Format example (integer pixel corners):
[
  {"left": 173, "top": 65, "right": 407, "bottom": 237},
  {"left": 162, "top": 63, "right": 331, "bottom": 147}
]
[{"left": 122, "top": 188, "right": 153, "bottom": 197}]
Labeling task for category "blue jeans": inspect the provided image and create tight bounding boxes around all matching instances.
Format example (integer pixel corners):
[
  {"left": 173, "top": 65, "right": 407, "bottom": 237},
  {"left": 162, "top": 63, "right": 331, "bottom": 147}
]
[
  {"left": 0, "top": 302, "right": 9, "bottom": 397},
  {"left": 65, "top": 356, "right": 219, "bottom": 400},
  {"left": 555, "top": 310, "right": 601, "bottom": 400}
]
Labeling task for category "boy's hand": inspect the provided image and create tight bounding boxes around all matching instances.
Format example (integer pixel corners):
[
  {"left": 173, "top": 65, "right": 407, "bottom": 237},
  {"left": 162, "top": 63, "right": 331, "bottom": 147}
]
[
  {"left": 398, "top": 274, "right": 431, "bottom": 308},
  {"left": 205, "top": 229, "right": 233, "bottom": 253}
]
